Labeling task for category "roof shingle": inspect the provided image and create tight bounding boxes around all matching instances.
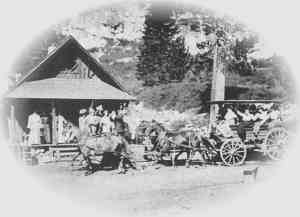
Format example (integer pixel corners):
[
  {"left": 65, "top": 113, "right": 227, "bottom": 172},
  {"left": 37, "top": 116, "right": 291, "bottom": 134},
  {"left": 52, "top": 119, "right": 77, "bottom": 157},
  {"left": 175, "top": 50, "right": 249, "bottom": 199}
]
[{"left": 5, "top": 78, "right": 136, "bottom": 100}]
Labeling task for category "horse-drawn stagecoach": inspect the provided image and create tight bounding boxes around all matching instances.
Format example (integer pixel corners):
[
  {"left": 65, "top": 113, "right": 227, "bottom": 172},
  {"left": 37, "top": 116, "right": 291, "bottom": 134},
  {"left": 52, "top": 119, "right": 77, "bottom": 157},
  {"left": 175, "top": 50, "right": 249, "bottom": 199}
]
[
  {"left": 140, "top": 100, "right": 294, "bottom": 167},
  {"left": 75, "top": 99, "right": 294, "bottom": 174}
]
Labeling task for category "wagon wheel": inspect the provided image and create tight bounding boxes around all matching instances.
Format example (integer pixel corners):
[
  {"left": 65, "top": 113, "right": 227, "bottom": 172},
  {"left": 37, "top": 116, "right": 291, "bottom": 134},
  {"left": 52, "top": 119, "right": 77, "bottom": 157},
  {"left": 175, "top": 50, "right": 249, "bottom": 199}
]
[
  {"left": 264, "top": 127, "right": 288, "bottom": 161},
  {"left": 220, "top": 139, "right": 247, "bottom": 166}
]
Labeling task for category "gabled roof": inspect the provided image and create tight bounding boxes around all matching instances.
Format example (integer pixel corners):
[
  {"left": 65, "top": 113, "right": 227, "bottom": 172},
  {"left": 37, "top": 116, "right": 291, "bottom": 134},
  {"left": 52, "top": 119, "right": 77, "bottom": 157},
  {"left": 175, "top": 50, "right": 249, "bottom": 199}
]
[
  {"left": 6, "top": 77, "right": 135, "bottom": 100},
  {"left": 5, "top": 35, "right": 137, "bottom": 101},
  {"left": 14, "top": 35, "right": 126, "bottom": 92}
]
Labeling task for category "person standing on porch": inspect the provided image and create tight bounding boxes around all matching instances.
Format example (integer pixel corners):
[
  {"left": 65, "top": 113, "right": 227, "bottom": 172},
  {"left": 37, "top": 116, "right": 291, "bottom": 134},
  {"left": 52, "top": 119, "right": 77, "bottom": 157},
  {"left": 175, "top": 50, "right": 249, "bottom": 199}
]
[
  {"left": 96, "top": 104, "right": 103, "bottom": 117},
  {"left": 57, "top": 114, "right": 67, "bottom": 143},
  {"left": 85, "top": 107, "right": 100, "bottom": 136},
  {"left": 101, "top": 110, "right": 112, "bottom": 134},
  {"left": 40, "top": 112, "right": 51, "bottom": 144},
  {"left": 78, "top": 109, "right": 88, "bottom": 132},
  {"left": 95, "top": 105, "right": 104, "bottom": 134},
  {"left": 27, "top": 110, "right": 42, "bottom": 145}
]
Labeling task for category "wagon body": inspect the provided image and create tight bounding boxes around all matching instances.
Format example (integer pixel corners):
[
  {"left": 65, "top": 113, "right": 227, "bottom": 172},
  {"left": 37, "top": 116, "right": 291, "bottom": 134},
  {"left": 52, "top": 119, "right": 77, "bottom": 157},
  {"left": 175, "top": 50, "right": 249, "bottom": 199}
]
[
  {"left": 207, "top": 100, "right": 293, "bottom": 166},
  {"left": 139, "top": 100, "right": 295, "bottom": 167}
]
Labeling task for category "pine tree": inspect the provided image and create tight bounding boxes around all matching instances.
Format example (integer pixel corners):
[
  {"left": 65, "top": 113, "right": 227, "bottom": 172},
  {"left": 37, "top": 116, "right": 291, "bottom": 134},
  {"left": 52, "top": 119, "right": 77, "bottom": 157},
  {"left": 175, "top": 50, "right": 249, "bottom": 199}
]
[
  {"left": 137, "top": 4, "right": 191, "bottom": 86},
  {"left": 168, "top": 37, "right": 192, "bottom": 81}
]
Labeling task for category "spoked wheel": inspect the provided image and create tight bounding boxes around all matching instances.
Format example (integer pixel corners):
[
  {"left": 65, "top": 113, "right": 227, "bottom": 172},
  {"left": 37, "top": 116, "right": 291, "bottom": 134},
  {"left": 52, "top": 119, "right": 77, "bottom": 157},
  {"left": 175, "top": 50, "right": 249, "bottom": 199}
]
[
  {"left": 220, "top": 139, "right": 247, "bottom": 166},
  {"left": 264, "top": 127, "right": 288, "bottom": 161}
]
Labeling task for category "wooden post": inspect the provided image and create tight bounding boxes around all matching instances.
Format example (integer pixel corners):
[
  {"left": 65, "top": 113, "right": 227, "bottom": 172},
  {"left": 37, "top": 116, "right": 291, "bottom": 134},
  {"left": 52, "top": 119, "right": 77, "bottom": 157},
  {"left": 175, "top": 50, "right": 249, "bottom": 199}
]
[
  {"left": 9, "top": 104, "right": 15, "bottom": 144},
  {"left": 51, "top": 101, "right": 57, "bottom": 146},
  {"left": 10, "top": 104, "right": 22, "bottom": 160},
  {"left": 8, "top": 105, "right": 14, "bottom": 144},
  {"left": 209, "top": 44, "right": 225, "bottom": 133},
  {"left": 90, "top": 99, "right": 94, "bottom": 109}
]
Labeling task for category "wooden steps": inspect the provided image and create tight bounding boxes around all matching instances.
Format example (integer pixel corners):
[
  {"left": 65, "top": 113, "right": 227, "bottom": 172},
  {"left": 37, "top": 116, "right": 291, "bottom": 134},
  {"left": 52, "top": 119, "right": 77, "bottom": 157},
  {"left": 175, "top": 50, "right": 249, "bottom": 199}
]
[{"left": 48, "top": 145, "right": 80, "bottom": 161}]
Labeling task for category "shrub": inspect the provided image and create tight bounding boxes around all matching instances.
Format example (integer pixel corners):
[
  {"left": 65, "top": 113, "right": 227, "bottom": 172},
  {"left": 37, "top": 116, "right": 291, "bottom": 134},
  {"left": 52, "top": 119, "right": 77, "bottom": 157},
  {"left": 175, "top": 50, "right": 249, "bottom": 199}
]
[{"left": 137, "top": 81, "right": 209, "bottom": 112}]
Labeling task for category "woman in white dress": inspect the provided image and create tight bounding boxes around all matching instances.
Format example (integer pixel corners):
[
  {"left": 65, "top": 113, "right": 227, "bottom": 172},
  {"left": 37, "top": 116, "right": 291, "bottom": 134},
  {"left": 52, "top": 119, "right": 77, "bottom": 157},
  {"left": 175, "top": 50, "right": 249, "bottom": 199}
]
[
  {"left": 78, "top": 109, "right": 88, "bottom": 132},
  {"left": 57, "top": 114, "right": 67, "bottom": 143},
  {"left": 27, "top": 111, "right": 42, "bottom": 145}
]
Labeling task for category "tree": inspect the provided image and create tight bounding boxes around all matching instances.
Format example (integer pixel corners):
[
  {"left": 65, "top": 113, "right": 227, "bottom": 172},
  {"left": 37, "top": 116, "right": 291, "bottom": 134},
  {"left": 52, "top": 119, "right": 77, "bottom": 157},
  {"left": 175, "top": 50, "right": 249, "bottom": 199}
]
[
  {"left": 177, "top": 10, "right": 259, "bottom": 77},
  {"left": 168, "top": 37, "right": 192, "bottom": 81},
  {"left": 228, "top": 35, "right": 258, "bottom": 75},
  {"left": 137, "top": 3, "right": 191, "bottom": 86}
]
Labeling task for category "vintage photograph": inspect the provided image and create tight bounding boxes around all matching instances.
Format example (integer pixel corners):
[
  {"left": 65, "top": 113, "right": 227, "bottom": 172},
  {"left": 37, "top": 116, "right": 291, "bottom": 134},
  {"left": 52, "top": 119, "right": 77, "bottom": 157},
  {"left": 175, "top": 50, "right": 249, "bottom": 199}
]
[{"left": 0, "top": 0, "right": 298, "bottom": 216}]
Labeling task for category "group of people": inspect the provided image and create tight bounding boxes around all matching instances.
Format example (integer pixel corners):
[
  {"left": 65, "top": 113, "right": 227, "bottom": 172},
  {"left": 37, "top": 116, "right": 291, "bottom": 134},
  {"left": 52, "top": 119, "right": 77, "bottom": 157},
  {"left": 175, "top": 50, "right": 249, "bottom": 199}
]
[
  {"left": 57, "top": 104, "right": 130, "bottom": 144},
  {"left": 77, "top": 104, "right": 129, "bottom": 139},
  {"left": 24, "top": 103, "right": 130, "bottom": 145},
  {"left": 24, "top": 102, "right": 291, "bottom": 146},
  {"left": 214, "top": 103, "right": 281, "bottom": 140}
]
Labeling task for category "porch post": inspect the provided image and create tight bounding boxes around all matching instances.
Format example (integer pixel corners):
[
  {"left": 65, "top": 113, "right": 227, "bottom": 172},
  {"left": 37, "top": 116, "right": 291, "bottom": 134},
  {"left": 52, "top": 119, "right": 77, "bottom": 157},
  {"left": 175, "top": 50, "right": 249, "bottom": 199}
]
[
  {"left": 51, "top": 101, "right": 57, "bottom": 145},
  {"left": 90, "top": 99, "right": 94, "bottom": 109},
  {"left": 9, "top": 104, "right": 15, "bottom": 144}
]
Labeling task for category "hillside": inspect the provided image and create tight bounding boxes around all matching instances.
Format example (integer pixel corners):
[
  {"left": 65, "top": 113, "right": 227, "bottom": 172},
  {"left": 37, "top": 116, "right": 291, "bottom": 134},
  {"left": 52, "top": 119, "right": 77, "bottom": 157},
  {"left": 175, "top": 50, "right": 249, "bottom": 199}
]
[{"left": 10, "top": 1, "right": 295, "bottom": 112}]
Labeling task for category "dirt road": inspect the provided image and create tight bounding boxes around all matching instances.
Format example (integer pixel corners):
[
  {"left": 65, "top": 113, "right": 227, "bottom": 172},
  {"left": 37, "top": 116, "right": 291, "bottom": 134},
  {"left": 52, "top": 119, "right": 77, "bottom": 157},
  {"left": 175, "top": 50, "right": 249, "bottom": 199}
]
[{"left": 24, "top": 160, "right": 279, "bottom": 217}]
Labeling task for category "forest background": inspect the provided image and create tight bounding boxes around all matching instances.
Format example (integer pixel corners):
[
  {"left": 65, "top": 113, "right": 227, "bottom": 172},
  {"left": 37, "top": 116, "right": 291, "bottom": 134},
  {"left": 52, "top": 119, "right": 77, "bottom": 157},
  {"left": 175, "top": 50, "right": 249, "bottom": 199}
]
[{"left": 9, "top": 1, "right": 294, "bottom": 113}]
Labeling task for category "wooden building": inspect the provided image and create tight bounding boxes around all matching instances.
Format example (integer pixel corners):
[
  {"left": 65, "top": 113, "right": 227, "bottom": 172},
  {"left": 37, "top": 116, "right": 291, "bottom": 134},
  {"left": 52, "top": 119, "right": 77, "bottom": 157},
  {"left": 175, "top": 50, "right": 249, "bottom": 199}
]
[{"left": 4, "top": 35, "right": 136, "bottom": 146}]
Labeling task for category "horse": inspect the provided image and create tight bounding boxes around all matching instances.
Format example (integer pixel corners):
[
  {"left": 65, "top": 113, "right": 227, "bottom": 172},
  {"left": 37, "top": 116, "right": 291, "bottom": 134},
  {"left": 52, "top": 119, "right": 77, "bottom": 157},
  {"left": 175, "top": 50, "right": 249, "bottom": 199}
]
[
  {"left": 76, "top": 130, "right": 137, "bottom": 175},
  {"left": 143, "top": 123, "right": 204, "bottom": 167}
]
